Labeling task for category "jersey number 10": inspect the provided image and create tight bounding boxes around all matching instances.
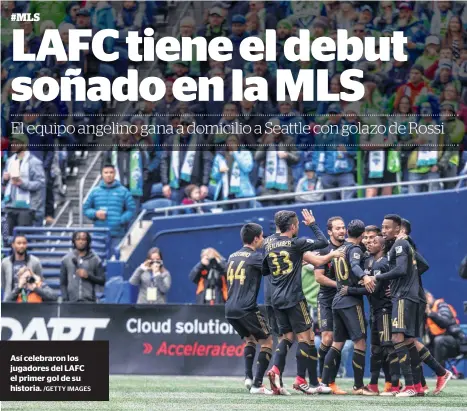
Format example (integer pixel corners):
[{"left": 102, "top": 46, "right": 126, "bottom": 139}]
[
  {"left": 333, "top": 257, "right": 349, "bottom": 282},
  {"left": 227, "top": 260, "right": 246, "bottom": 285}
]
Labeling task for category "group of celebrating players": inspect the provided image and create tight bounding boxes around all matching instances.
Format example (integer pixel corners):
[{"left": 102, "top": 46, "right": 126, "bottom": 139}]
[{"left": 224, "top": 209, "right": 453, "bottom": 397}]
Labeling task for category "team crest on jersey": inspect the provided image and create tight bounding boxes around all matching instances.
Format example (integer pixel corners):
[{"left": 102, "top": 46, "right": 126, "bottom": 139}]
[
  {"left": 353, "top": 253, "right": 360, "bottom": 259},
  {"left": 396, "top": 246, "right": 402, "bottom": 254},
  {"left": 306, "top": 239, "right": 314, "bottom": 243}
]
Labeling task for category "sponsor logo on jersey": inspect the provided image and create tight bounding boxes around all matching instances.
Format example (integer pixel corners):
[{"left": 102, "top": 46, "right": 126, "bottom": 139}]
[
  {"left": 396, "top": 246, "right": 402, "bottom": 254},
  {"left": 353, "top": 252, "right": 360, "bottom": 259}
]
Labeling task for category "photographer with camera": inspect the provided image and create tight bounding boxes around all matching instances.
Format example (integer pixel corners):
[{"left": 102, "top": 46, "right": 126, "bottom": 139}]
[
  {"left": 4, "top": 266, "right": 57, "bottom": 303},
  {"left": 60, "top": 232, "right": 106, "bottom": 303},
  {"left": 129, "top": 247, "right": 172, "bottom": 304},
  {"left": 425, "top": 291, "right": 464, "bottom": 368},
  {"left": 189, "top": 247, "right": 228, "bottom": 305}
]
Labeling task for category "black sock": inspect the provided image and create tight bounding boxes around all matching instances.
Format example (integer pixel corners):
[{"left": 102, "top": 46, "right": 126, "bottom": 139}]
[
  {"left": 394, "top": 342, "right": 413, "bottom": 386},
  {"left": 382, "top": 355, "right": 391, "bottom": 383},
  {"left": 307, "top": 342, "right": 319, "bottom": 386},
  {"left": 274, "top": 339, "right": 292, "bottom": 373},
  {"left": 420, "top": 367, "right": 426, "bottom": 387},
  {"left": 418, "top": 346, "right": 446, "bottom": 377},
  {"left": 352, "top": 349, "right": 366, "bottom": 389},
  {"left": 254, "top": 348, "right": 272, "bottom": 387},
  {"left": 318, "top": 343, "right": 330, "bottom": 379},
  {"left": 332, "top": 349, "right": 342, "bottom": 383},
  {"left": 370, "top": 346, "right": 383, "bottom": 385},
  {"left": 408, "top": 343, "right": 421, "bottom": 385},
  {"left": 296, "top": 342, "right": 309, "bottom": 379},
  {"left": 387, "top": 348, "right": 401, "bottom": 388},
  {"left": 244, "top": 343, "right": 256, "bottom": 380},
  {"left": 322, "top": 346, "right": 340, "bottom": 385}
]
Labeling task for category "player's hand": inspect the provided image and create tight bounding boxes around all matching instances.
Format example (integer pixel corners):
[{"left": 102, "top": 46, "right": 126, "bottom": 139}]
[
  {"left": 385, "top": 285, "right": 391, "bottom": 298},
  {"left": 396, "top": 232, "right": 407, "bottom": 240},
  {"left": 301, "top": 209, "right": 315, "bottom": 226},
  {"left": 363, "top": 275, "right": 376, "bottom": 293},
  {"left": 330, "top": 248, "right": 345, "bottom": 259},
  {"left": 339, "top": 286, "right": 349, "bottom": 296}
]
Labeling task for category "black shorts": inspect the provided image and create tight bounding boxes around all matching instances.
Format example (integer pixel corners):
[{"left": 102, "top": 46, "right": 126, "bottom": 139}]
[
  {"left": 228, "top": 310, "right": 270, "bottom": 341},
  {"left": 370, "top": 308, "right": 392, "bottom": 347},
  {"left": 265, "top": 305, "right": 281, "bottom": 337},
  {"left": 418, "top": 301, "right": 426, "bottom": 338},
  {"left": 366, "top": 167, "right": 398, "bottom": 185},
  {"left": 274, "top": 300, "right": 312, "bottom": 335},
  {"left": 392, "top": 299, "right": 419, "bottom": 338},
  {"left": 317, "top": 301, "right": 334, "bottom": 332},
  {"left": 333, "top": 304, "right": 367, "bottom": 343}
]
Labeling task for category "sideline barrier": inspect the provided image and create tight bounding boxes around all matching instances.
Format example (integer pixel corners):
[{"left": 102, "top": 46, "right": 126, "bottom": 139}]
[{"left": 0, "top": 303, "right": 296, "bottom": 376}]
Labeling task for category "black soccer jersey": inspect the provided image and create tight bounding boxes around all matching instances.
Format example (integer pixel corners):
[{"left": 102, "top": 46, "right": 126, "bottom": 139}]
[
  {"left": 225, "top": 246, "right": 263, "bottom": 319},
  {"left": 332, "top": 242, "right": 366, "bottom": 309},
  {"left": 365, "top": 256, "right": 391, "bottom": 311},
  {"left": 262, "top": 233, "right": 279, "bottom": 307},
  {"left": 264, "top": 223, "right": 327, "bottom": 310},
  {"left": 377, "top": 239, "right": 420, "bottom": 303},
  {"left": 316, "top": 242, "right": 340, "bottom": 305}
]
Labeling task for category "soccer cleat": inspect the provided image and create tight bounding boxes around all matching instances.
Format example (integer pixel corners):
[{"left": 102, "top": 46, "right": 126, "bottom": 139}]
[
  {"left": 310, "top": 383, "right": 332, "bottom": 394},
  {"left": 267, "top": 366, "right": 281, "bottom": 395},
  {"left": 279, "top": 386, "right": 292, "bottom": 396},
  {"left": 395, "top": 386, "right": 417, "bottom": 397},
  {"left": 366, "top": 384, "right": 380, "bottom": 395},
  {"left": 414, "top": 383, "right": 425, "bottom": 397},
  {"left": 433, "top": 370, "right": 452, "bottom": 395},
  {"left": 244, "top": 378, "right": 253, "bottom": 391},
  {"left": 293, "top": 376, "right": 316, "bottom": 395},
  {"left": 250, "top": 385, "right": 273, "bottom": 395},
  {"left": 329, "top": 382, "right": 347, "bottom": 395},
  {"left": 383, "top": 382, "right": 392, "bottom": 393},
  {"left": 353, "top": 386, "right": 379, "bottom": 396},
  {"left": 380, "top": 387, "right": 400, "bottom": 396},
  {"left": 422, "top": 384, "right": 429, "bottom": 395}
]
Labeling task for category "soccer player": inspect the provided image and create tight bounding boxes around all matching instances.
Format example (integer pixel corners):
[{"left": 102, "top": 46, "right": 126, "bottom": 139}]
[
  {"left": 340, "top": 235, "right": 399, "bottom": 395},
  {"left": 400, "top": 219, "right": 452, "bottom": 395},
  {"left": 265, "top": 209, "right": 331, "bottom": 395},
  {"left": 225, "top": 223, "right": 273, "bottom": 395},
  {"left": 313, "top": 216, "right": 347, "bottom": 394},
  {"left": 321, "top": 219, "right": 377, "bottom": 396},
  {"left": 362, "top": 226, "right": 381, "bottom": 257},
  {"left": 375, "top": 214, "right": 421, "bottom": 397}
]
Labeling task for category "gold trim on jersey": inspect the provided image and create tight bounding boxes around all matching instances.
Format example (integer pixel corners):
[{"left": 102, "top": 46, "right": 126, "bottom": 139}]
[
  {"left": 256, "top": 311, "right": 269, "bottom": 334},
  {"left": 383, "top": 313, "right": 390, "bottom": 342},
  {"left": 356, "top": 305, "right": 365, "bottom": 333},
  {"left": 300, "top": 301, "right": 312, "bottom": 325},
  {"left": 398, "top": 300, "right": 405, "bottom": 330},
  {"left": 317, "top": 304, "right": 322, "bottom": 328}
]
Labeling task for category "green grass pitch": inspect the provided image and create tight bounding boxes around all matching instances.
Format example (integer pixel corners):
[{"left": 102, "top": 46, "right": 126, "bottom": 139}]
[{"left": 2, "top": 376, "right": 466, "bottom": 411}]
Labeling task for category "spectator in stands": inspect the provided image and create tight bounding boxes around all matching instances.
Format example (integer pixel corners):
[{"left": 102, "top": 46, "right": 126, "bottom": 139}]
[
  {"left": 255, "top": 118, "right": 299, "bottom": 205},
  {"left": 181, "top": 184, "right": 205, "bottom": 214},
  {"left": 209, "top": 134, "right": 255, "bottom": 208},
  {"left": 130, "top": 247, "right": 171, "bottom": 304},
  {"left": 295, "top": 162, "right": 324, "bottom": 203},
  {"left": 4, "top": 266, "right": 57, "bottom": 303},
  {"left": 160, "top": 117, "right": 212, "bottom": 205},
  {"left": 60, "top": 231, "right": 106, "bottom": 303},
  {"left": 189, "top": 247, "right": 228, "bottom": 305},
  {"left": 2, "top": 134, "right": 45, "bottom": 236},
  {"left": 83, "top": 164, "right": 136, "bottom": 248},
  {"left": 426, "top": 291, "right": 462, "bottom": 368},
  {"left": 1, "top": 234, "right": 42, "bottom": 300}
]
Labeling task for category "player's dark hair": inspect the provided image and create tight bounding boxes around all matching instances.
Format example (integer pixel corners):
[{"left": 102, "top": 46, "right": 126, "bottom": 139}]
[
  {"left": 274, "top": 211, "right": 298, "bottom": 233},
  {"left": 102, "top": 163, "right": 115, "bottom": 171},
  {"left": 365, "top": 225, "right": 381, "bottom": 235},
  {"left": 375, "top": 235, "right": 386, "bottom": 251},
  {"left": 72, "top": 231, "right": 92, "bottom": 252},
  {"left": 241, "top": 223, "right": 263, "bottom": 245},
  {"left": 401, "top": 218, "right": 412, "bottom": 235},
  {"left": 384, "top": 214, "right": 402, "bottom": 226},
  {"left": 327, "top": 216, "right": 344, "bottom": 231},
  {"left": 347, "top": 219, "right": 365, "bottom": 239}
]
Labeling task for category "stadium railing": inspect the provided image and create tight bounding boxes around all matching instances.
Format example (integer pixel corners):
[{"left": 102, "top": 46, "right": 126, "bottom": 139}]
[
  {"left": 115, "top": 174, "right": 467, "bottom": 250},
  {"left": 79, "top": 151, "right": 103, "bottom": 226}
]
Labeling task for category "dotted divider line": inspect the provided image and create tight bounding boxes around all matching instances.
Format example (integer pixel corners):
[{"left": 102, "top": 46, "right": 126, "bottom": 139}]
[
  {"left": 10, "top": 114, "right": 460, "bottom": 117},
  {"left": 11, "top": 144, "right": 461, "bottom": 148}
]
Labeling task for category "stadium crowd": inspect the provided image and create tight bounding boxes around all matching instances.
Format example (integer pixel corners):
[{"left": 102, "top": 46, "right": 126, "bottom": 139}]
[{"left": 1, "top": 0, "right": 467, "bottom": 237}]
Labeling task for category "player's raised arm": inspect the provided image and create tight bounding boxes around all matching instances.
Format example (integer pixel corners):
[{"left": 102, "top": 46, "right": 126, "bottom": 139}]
[
  {"left": 375, "top": 239, "right": 409, "bottom": 281},
  {"left": 300, "top": 209, "right": 328, "bottom": 250},
  {"left": 415, "top": 250, "right": 430, "bottom": 275},
  {"left": 314, "top": 267, "right": 337, "bottom": 288}
]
